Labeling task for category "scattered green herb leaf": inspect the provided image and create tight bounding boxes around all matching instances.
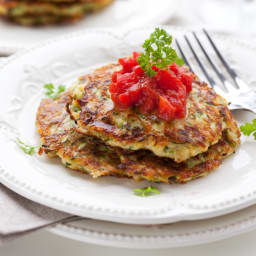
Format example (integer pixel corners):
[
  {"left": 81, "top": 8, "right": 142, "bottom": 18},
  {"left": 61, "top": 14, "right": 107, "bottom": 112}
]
[
  {"left": 240, "top": 119, "right": 256, "bottom": 140},
  {"left": 73, "top": 106, "right": 81, "bottom": 112},
  {"left": 186, "top": 159, "right": 196, "bottom": 169},
  {"left": 137, "top": 27, "right": 184, "bottom": 77},
  {"left": 133, "top": 186, "right": 160, "bottom": 197},
  {"left": 44, "top": 83, "right": 66, "bottom": 100},
  {"left": 17, "top": 139, "right": 37, "bottom": 155}
]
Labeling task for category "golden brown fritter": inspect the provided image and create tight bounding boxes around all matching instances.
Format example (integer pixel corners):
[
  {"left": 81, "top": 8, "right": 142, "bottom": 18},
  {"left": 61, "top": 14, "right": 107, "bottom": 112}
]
[
  {"left": 36, "top": 92, "right": 239, "bottom": 184},
  {"left": 36, "top": 92, "right": 75, "bottom": 156},
  {"left": 5, "top": 14, "right": 84, "bottom": 26},
  {"left": 0, "top": 0, "right": 113, "bottom": 25},
  {"left": 69, "top": 64, "right": 240, "bottom": 163},
  {"left": 20, "top": 0, "right": 108, "bottom": 2}
]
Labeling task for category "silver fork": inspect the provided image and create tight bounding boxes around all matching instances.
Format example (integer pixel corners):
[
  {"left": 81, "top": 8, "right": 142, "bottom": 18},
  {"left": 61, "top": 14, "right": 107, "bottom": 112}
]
[{"left": 175, "top": 29, "right": 256, "bottom": 113}]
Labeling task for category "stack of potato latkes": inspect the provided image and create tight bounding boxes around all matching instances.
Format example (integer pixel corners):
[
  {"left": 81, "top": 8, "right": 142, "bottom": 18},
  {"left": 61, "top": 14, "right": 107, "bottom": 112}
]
[
  {"left": 0, "top": 0, "right": 114, "bottom": 25},
  {"left": 36, "top": 64, "right": 241, "bottom": 184}
]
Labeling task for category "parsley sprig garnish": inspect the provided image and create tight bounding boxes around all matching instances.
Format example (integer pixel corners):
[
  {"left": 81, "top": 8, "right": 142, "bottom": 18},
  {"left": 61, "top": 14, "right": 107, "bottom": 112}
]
[
  {"left": 137, "top": 28, "right": 184, "bottom": 77},
  {"left": 17, "top": 139, "right": 38, "bottom": 155},
  {"left": 240, "top": 119, "right": 256, "bottom": 140},
  {"left": 44, "top": 83, "right": 66, "bottom": 100},
  {"left": 133, "top": 186, "right": 160, "bottom": 197}
]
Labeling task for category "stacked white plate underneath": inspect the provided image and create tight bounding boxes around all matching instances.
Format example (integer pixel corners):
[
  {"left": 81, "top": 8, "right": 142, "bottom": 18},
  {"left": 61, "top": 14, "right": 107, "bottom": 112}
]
[{"left": 0, "top": 26, "right": 256, "bottom": 248}]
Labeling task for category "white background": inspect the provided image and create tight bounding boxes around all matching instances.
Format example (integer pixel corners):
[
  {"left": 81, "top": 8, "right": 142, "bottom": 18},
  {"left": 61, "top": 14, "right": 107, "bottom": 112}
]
[{"left": 1, "top": 0, "right": 255, "bottom": 254}]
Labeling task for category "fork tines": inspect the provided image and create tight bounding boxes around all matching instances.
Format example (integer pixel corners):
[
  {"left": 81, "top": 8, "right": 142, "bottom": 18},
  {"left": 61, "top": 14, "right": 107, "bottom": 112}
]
[{"left": 175, "top": 29, "right": 250, "bottom": 94}]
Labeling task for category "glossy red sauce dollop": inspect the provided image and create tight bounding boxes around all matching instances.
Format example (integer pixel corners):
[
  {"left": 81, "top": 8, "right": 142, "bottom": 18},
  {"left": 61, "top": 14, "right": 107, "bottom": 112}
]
[{"left": 110, "top": 52, "right": 194, "bottom": 121}]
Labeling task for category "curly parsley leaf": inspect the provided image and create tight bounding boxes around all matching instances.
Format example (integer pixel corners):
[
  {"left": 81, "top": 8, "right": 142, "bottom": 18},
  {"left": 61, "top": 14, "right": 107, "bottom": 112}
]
[
  {"left": 133, "top": 186, "right": 160, "bottom": 197},
  {"left": 137, "top": 27, "right": 184, "bottom": 77},
  {"left": 17, "top": 139, "right": 37, "bottom": 155},
  {"left": 240, "top": 119, "right": 256, "bottom": 140},
  {"left": 44, "top": 83, "right": 66, "bottom": 100}
]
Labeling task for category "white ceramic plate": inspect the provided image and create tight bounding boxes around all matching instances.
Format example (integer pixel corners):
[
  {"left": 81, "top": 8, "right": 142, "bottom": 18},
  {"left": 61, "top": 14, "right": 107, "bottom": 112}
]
[
  {"left": 0, "top": 26, "right": 256, "bottom": 225},
  {"left": 0, "top": 0, "right": 176, "bottom": 54},
  {"left": 49, "top": 204, "right": 256, "bottom": 248}
]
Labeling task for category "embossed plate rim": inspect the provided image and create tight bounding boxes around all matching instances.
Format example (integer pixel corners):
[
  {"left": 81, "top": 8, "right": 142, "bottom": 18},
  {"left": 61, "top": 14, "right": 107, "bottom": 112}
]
[{"left": 48, "top": 203, "right": 256, "bottom": 248}]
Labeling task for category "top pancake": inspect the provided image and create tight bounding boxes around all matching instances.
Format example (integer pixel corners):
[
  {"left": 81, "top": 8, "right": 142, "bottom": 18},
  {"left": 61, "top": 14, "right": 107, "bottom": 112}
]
[{"left": 69, "top": 64, "right": 240, "bottom": 163}]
